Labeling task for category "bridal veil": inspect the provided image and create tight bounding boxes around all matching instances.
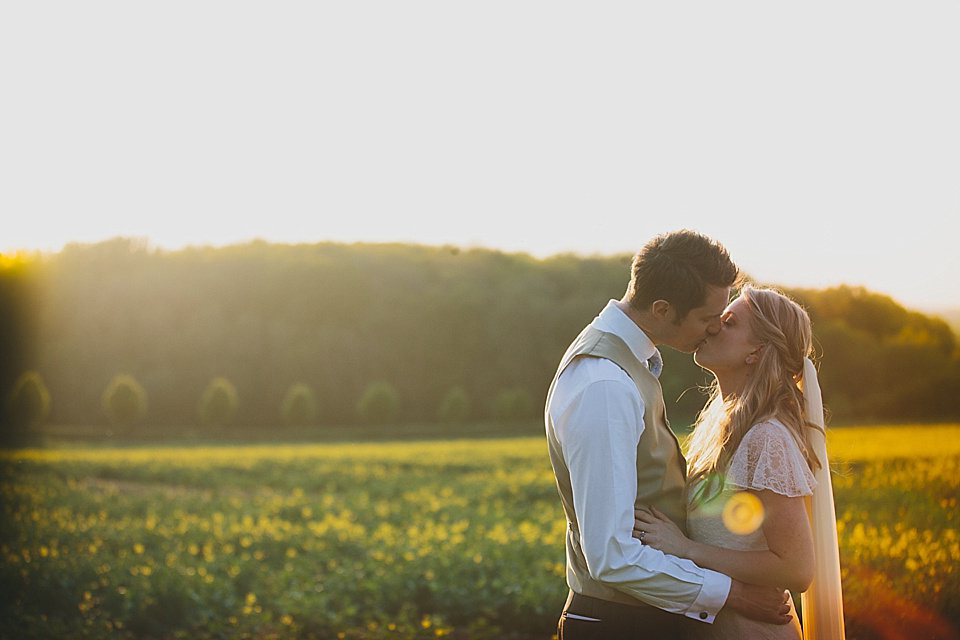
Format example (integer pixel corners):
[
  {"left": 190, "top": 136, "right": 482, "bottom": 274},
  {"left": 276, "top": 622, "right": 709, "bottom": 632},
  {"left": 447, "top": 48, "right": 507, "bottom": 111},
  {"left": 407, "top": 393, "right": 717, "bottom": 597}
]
[{"left": 800, "top": 357, "right": 846, "bottom": 640}]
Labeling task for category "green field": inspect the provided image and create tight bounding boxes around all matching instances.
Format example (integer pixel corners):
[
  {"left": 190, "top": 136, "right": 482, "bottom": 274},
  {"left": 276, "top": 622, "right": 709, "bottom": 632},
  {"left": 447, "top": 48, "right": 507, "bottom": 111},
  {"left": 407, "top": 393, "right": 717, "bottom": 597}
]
[{"left": 2, "top": 425, "right": 959, "bottom": 639}]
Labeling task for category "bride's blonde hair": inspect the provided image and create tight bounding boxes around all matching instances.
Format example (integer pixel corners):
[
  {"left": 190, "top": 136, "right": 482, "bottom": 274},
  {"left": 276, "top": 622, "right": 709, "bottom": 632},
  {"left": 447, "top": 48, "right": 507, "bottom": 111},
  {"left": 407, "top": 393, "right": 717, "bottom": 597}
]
[{"left": 686, "top": 285, "right": 822, "bottom": 491}]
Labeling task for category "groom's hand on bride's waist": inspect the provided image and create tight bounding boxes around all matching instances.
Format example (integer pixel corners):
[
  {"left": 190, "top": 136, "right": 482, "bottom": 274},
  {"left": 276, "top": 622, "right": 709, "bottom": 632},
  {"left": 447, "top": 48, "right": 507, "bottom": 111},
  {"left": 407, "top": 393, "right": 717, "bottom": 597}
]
[{"left": 725, "top": 580, "right": 792, "bottom": 625}]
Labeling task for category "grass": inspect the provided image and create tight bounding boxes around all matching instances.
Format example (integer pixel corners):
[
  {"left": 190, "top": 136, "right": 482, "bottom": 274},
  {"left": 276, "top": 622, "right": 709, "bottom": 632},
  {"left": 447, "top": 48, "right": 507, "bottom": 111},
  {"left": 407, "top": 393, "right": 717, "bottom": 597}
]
[{"left": 1, "top": 424, "right": 958, "bottom": 639}]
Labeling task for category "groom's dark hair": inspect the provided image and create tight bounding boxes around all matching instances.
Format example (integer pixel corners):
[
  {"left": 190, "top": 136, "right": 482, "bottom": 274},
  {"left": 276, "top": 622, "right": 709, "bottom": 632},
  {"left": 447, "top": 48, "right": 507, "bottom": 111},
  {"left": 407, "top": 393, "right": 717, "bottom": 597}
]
[{"left": 625, "top": 230, "right": 739, "bottom": 321}]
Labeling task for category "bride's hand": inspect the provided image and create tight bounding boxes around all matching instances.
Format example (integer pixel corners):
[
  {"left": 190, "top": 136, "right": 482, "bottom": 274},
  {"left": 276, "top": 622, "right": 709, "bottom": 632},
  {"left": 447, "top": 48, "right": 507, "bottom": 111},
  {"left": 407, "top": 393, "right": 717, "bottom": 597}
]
[{"left": 633, "top": 506, "right": 692, "bottom": 558}]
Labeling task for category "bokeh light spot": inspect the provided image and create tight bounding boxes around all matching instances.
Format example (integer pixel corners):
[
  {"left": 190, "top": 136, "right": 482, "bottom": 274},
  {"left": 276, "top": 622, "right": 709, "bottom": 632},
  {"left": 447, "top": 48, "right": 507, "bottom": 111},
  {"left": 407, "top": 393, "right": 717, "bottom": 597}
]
[{"left": 722, "top": 491, "right": 765, "bottom": 535}]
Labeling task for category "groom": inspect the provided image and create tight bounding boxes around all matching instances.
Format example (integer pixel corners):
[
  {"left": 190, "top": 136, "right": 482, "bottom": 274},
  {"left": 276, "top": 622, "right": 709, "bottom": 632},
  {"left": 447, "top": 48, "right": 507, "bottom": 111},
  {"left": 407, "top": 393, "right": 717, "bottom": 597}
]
[{"left": 545, "top": 230, "right": 791, "bottom": 637}]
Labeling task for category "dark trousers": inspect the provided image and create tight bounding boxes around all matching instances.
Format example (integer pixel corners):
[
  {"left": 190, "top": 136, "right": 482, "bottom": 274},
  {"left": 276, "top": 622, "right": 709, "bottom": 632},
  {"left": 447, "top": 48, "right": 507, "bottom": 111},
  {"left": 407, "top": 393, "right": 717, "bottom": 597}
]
[{"left": 558, "top": 591, "right": 682, "bottom": 639}]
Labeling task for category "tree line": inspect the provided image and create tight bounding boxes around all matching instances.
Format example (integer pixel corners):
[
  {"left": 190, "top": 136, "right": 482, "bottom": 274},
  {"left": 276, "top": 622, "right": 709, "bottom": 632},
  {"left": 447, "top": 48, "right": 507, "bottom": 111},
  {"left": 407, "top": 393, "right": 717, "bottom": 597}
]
[{"left": 2, "top": 238, "right": 958, "bottom": 440}]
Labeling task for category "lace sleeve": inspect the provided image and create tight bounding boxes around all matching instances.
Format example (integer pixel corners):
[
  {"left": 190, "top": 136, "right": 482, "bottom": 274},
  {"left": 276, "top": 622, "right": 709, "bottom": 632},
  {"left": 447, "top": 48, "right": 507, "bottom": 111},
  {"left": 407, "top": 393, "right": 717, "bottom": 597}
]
[{"left": 727, "top": 421, "right": 818, "bottom": 497}]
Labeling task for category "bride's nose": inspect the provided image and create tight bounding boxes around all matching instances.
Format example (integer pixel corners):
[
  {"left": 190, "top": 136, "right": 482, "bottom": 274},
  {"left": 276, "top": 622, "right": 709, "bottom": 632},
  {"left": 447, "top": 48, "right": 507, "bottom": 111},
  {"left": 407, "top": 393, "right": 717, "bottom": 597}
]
[{"left": 706, "top": 317, "right": 722, "bottom": 336}]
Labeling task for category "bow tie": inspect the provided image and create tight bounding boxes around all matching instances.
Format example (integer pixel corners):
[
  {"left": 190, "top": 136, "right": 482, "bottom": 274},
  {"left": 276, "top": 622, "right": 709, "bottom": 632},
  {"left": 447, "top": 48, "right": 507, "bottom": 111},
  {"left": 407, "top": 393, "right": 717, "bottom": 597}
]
[{"left": 647, "top": 349, "right": 663, "bottom": 378}]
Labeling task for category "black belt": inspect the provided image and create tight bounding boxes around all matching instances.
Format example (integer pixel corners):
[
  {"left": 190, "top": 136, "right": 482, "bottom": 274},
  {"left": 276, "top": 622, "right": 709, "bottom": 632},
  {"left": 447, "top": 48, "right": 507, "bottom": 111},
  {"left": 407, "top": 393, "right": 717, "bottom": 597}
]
[{"left": 564, "top": 591, "right": 676, "bottom": 625}]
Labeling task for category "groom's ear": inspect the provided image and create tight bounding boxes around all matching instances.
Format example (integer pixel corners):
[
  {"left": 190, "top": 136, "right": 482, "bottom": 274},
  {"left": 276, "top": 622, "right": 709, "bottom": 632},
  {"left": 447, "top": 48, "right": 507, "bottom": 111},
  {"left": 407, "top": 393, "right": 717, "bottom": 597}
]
[{"left": 651, "top": 299, "right": 672, "bottom": 321}]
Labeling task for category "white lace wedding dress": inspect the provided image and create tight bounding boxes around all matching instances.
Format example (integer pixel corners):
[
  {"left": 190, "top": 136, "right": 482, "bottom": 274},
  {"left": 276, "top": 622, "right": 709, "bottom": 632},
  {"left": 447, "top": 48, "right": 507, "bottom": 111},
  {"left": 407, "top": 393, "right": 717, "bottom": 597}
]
[{"left": 684, "top": 419, "right": 817, "bottom": 639}]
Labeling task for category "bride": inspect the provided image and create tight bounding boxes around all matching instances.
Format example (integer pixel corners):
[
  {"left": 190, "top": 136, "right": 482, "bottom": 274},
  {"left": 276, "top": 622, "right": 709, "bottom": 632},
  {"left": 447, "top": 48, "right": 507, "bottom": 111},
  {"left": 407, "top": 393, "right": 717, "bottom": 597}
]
[{"left": 633, "top": 286, "right": 845, "bottom": 639}]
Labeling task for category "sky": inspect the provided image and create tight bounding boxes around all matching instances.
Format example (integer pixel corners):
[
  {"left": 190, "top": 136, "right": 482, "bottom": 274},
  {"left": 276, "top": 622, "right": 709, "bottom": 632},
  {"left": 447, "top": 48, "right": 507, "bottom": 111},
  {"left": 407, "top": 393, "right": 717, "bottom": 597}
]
[{"left": 2, "top": 1, "right": 959, "bottom": 312}]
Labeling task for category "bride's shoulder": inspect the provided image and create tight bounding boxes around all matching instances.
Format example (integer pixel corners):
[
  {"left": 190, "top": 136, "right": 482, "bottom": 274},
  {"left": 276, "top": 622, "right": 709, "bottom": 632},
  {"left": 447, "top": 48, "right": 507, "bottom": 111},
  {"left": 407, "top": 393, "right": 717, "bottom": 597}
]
[
  {"left": 736, "top": 419, "right": 808, "bottom": 463},
  {"left": 741, "top": 419, "right": 794, "bottom": 447},
  {"left": 729, "top": 419, "right": 817, "bottom": 496}
]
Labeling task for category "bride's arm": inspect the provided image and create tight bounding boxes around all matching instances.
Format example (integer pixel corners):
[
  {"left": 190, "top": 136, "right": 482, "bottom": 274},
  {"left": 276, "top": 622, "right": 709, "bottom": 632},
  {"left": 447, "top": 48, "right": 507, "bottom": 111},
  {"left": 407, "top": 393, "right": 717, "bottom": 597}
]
[{"left": 634, "top": 490, "right": 814, "bottom": 593}]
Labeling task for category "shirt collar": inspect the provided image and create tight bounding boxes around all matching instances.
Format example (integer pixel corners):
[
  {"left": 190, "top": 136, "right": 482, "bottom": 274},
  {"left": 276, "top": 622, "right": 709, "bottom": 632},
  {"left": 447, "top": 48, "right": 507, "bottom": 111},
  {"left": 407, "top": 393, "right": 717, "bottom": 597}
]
[{"left": 592, "top": 300, "right": 658, "bottom": 364}]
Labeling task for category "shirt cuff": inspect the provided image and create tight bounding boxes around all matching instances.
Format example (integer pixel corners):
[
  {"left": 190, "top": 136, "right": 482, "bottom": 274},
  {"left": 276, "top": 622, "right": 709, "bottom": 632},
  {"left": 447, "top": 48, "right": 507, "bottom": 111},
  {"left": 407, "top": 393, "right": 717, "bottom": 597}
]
[{"left": 684, "top": 569, "right": 731, "bottom": 624}]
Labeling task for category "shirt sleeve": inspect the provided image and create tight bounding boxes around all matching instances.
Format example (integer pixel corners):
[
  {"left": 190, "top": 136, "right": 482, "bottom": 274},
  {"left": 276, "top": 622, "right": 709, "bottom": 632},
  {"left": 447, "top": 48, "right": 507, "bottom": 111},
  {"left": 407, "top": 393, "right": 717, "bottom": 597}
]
[{"left": 557, "top": 366, "right": 731, "bottom": 622}]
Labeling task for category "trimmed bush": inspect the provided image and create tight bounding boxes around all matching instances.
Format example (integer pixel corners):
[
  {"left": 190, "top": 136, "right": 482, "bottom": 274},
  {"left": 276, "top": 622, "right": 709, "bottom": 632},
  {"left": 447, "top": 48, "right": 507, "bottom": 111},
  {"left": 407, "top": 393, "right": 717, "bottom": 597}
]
[
  {"left": 199, "top": 377, "right": 239, "bottom": 428},
  {"left": 102, "top": 374, "right": 148, "bottom": 430},
  {"left": 6, "top": 371, "right": 52, "bottom": 430},
  {"left": 280, "top": 383, "right": 319, "bottom": 426},
  {"left": 357, "top": 381, "right": 400, "bottom": 425},
  {"left": 437, "top": 386, "right": 472, "bottom": 424}
]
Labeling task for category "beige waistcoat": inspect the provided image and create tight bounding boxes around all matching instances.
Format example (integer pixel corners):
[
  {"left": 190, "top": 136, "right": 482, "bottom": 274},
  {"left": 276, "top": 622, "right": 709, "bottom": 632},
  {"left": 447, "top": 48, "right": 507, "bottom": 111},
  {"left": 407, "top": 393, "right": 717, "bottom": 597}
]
[{"left": 545, "top": 324, "right": 687, "bottom": 605}]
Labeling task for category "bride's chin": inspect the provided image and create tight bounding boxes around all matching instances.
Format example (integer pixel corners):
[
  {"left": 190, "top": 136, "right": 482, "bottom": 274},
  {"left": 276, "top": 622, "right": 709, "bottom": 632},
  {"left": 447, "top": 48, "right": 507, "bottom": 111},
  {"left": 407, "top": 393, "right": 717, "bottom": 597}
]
[{"left": 693, "top": 351, "right": 710, "bottom": 368}]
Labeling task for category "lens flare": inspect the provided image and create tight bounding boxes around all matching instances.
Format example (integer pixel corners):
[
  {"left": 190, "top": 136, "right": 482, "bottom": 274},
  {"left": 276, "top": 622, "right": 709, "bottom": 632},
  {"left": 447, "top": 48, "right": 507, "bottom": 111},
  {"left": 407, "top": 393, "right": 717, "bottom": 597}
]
[{"left": 722, "top": 491, "right": 765, "bottom": 535}]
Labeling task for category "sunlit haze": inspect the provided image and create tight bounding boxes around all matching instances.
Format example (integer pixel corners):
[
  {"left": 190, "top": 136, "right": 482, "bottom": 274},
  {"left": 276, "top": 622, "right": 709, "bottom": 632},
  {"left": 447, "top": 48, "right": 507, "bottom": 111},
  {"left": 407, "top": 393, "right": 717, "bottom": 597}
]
[{"left": 2, "top": 2, "right": 958, "bottom": 311}]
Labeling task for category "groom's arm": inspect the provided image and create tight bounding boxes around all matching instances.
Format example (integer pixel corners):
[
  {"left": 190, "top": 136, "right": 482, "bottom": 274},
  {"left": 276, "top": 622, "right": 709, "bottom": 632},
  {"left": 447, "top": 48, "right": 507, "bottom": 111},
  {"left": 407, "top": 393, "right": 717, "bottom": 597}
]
[{"left": 558, "top": 370, "right": 730, "bottom": 622}]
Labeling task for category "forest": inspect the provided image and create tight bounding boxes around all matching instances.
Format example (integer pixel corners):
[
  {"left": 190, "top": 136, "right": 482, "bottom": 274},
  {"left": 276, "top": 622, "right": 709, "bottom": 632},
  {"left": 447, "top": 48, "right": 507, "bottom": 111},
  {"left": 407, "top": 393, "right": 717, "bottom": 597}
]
[{"left": 2, "top": 237, "right": 958, "bottom": 439}]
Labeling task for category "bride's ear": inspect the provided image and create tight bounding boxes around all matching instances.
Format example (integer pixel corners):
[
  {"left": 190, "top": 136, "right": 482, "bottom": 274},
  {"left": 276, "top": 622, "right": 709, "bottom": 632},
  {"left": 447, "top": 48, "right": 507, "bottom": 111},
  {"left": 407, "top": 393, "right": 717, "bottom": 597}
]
[{"left": 745, "top": 344, "right": 765, "bottom": 365}]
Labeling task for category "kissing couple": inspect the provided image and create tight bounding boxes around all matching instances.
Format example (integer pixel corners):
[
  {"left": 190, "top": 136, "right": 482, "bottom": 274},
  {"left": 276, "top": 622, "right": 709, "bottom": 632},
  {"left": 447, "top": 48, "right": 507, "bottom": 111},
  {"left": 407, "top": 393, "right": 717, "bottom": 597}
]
[{"left": 545, "top": 230, "right": 845, "bottom": 639}]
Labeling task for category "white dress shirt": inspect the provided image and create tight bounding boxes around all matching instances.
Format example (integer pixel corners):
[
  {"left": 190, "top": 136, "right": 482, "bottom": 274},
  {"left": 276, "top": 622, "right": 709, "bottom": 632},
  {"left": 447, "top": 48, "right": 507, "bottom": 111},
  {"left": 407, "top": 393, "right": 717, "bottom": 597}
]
[{"left": 548, "top": 300, "right": 731, "bottom": 623}]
